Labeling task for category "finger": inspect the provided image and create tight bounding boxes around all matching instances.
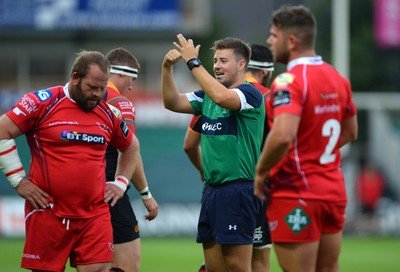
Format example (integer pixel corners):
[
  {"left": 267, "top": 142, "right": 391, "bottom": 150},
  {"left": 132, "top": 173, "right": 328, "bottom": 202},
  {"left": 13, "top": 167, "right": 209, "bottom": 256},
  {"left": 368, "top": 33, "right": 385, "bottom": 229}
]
[
  {"left": 146, "top": 213, "right": 155, "bottom": 221},
  {"left": 104, "top": 192, "right": 112, "bottom": 204},
  {"left": 173, "top": 42, "right": 181, "bottom": 50},
  {"left": 36, "top": 196, "right": 49, "bottom": 208},
  {"left": 195, "top": 45, "right": 201, "bottom": 54},
  {"left": 109, "top": 196, "right": 118, "bottom": 207},
  {"left": 177, "top": 33, "right": 185, "bottom": 43},
  {"left": 30, "top": 200, "right": 39, "bottom": 209},
  {"left": 30, "top": 191, "right": 46, "bottom": 209},
  {"left": 38, "top": 187, "right": 50, "bottom": 199}
]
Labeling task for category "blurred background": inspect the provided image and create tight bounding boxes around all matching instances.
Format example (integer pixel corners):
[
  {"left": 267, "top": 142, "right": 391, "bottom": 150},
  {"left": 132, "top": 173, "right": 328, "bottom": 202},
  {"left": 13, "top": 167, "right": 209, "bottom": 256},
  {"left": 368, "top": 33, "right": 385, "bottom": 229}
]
[{"left": 0, "top": 0, "right": 399, "bottom": 239}]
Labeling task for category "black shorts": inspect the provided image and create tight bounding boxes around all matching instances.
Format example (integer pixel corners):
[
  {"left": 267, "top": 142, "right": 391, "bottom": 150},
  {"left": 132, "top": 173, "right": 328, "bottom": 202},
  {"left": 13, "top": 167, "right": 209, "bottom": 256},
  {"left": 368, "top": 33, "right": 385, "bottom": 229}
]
[
  {"left": 109, "top": 193, "right": 140, "bottom": 244},
  {"left": 253, "top": 201, "right": 272, "bottom": 249}
]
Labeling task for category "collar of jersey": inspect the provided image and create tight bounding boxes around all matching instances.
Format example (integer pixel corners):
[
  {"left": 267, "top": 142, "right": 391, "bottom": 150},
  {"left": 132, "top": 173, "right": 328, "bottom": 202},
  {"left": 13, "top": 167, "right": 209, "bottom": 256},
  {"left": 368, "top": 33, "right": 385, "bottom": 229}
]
[
  {"left": 107, "top": 81, "right": 120, "bottom": 94},
  {"left": 287, "top": 56, "right": 323, "bottom": 70}
]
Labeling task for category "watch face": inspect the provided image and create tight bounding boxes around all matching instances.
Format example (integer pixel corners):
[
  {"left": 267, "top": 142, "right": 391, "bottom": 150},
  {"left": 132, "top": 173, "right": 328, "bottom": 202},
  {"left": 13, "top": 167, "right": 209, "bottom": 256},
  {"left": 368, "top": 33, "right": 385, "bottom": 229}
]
[{"left": 188, "top": 58, "right": 201, "bottom": 70}]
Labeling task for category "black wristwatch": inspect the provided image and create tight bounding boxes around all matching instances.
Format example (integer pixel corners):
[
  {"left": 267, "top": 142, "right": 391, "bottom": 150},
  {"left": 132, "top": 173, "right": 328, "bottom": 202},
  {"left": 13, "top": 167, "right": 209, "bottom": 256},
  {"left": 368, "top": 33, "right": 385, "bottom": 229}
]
[{"left": 186, "top": 58, "right": 202, "bottom": 71}]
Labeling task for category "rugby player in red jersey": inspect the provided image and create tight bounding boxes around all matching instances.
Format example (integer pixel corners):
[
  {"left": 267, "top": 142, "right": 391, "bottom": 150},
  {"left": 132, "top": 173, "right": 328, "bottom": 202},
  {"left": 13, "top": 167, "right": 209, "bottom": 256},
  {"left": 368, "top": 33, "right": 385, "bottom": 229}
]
[
  {"left": 105, "top": 48, "right": 158, "bottom": 272},
  {"left": 254, "top": 5, "right": 358, "bottom": 272},
  {"left": 0, "top": 51, "right": 140, "bottom": 272}
]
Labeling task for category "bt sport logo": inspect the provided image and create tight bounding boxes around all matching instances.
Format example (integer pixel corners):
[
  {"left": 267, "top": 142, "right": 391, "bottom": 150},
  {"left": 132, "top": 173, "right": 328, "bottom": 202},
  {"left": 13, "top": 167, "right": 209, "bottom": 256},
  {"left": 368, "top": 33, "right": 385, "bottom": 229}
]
[{"left": 60, "top": 131, "right": 106, "bottom": 144}]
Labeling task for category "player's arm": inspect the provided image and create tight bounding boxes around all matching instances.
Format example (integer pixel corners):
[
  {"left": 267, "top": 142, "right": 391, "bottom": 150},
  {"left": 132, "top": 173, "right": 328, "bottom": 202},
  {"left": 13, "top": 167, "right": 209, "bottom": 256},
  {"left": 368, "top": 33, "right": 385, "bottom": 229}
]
[
  {"left": 174, "top": 34, "right": 242, "bottom": 111},
  {"left": 106, "top": 134, "right": 140, "bottom": 207},
  {"left": 191, "top": 67, "right": 242, "bottom": 111},
  {"left": 254, "top": 113, "right": 300, "bottom": 200},
  {"left": 130, "top": 154, "right": 158, "bottom": 221},
  {"left": 162, "top": 48, "right": 194, "bottom": 113},
  {"left": 0, "top": 114, "right": 50, "bottom": 209},
  {"left": 124, "top": 116, "right": 158, "bottom": 220},
  {"left": 183, "top": 128, "right": 203, "bottom": 181},
  {"left": 340, "top": 115, "right": 358, "bottom": 147}
]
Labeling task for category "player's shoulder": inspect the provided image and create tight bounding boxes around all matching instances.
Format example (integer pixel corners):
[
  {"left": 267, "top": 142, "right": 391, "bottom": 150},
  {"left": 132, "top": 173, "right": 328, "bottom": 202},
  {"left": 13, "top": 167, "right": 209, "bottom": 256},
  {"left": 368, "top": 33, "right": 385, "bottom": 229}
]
[
  {"left": 105, "top": 103, "right": 123, "bottom": 120},
  {"left": 272, "top": 72, "right": 296, "bottom": 89},
  {"left": 7, "top": 86, "right": 65, "bottom": 118},
  {"left": 24, "top": 86, "right": 65, "bottom": 108}
]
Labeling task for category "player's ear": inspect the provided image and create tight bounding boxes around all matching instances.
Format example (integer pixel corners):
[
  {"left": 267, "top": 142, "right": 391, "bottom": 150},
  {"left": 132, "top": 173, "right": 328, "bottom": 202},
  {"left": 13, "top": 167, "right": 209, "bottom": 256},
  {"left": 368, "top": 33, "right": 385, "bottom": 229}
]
[
  {"left": 238, "top": 59, "right": 247, "bottom": 72},
  {"left": 288, "top": 34, "right": 299, "bottom": 51},
  {"left": 71, "top": 72, "right": 81, "bottom": 85}
]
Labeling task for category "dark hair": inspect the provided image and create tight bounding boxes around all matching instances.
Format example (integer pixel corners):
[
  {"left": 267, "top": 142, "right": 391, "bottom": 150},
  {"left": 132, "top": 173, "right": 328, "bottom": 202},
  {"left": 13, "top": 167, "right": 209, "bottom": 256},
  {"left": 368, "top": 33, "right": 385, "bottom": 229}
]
[
  {"left": 106, "top": 47, "right": 140, "bottom": 71},
  {"left": 70, "top": 51, "right": 109, "bottom": 78},
  {"left": 251, "top": 44, "right": 273, "bottom": 63},
  {"left": 211, "top": 37, "right": 251, "bottom": 65},
  {"left": 270, "top": 5, "right": 316, "bottom": 49}
]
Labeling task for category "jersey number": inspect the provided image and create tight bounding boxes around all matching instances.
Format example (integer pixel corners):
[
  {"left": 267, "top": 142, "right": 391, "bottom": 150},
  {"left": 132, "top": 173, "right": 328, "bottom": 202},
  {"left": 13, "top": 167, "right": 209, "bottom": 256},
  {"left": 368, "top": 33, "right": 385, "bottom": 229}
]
[{"left": 319, "top": 119, "right": 341, "bottom": 164}]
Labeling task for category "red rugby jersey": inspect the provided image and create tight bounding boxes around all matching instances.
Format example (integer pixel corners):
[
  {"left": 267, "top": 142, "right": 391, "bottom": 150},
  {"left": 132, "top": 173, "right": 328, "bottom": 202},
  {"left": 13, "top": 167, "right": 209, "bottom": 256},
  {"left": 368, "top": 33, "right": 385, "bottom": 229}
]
[
  {"left": 268, "top": 56, "right": 357, "bottom": 201},
  {"left": 105, "top": 81, "right": 136, "bottom": 133},
  {"left": 104, "top": 82, "right": 136, "bottom": 181},
  {"left": 6, "top": 84, "right": 133, "bottom": 218}
]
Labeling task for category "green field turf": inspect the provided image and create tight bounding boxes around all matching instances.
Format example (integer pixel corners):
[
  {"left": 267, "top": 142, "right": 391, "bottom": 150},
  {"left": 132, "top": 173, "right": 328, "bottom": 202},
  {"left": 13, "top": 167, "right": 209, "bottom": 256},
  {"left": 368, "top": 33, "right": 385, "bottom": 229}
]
[{"left": 0, "top": 236, "right": 399, "bottom": 271}]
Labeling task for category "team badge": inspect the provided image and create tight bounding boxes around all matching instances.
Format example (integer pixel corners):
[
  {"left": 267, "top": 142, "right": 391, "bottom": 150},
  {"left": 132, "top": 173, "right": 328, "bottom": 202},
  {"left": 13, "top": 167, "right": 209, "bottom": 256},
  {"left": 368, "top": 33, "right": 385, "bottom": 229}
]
[
  {"left": 108, "top": 104, "right": 121, "bottom": 119},
  {"left": 285, "top": 207, "right": 310, "bottom": 234},
  {"left": 274, "top": 73, "right": 295, "bottom": 87}
]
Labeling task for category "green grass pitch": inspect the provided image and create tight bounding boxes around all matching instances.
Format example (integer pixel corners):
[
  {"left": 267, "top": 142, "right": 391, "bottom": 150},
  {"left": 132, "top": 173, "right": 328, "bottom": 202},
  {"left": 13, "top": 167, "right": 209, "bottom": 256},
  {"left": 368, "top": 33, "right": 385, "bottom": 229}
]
[{"left": 0, "top": 236, "right": 399, "bottom": 271}]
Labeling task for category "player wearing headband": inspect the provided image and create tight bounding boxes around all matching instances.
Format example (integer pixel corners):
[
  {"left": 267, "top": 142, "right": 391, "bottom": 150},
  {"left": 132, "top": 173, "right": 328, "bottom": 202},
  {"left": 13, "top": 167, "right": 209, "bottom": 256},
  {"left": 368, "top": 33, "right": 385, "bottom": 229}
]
[
  {"left": 105, "top": 48, "right": 158, "bottom": 272},
  {"left": 245, "top": 44, "right": 274, "bottom": 272}
]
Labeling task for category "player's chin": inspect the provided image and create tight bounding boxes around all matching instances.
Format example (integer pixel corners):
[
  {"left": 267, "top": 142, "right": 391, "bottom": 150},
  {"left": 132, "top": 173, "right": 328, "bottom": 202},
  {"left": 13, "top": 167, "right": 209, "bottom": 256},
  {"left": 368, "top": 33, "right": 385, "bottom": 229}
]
[{"left": 84, "top": 100, "right": 100, "bottom": 111}]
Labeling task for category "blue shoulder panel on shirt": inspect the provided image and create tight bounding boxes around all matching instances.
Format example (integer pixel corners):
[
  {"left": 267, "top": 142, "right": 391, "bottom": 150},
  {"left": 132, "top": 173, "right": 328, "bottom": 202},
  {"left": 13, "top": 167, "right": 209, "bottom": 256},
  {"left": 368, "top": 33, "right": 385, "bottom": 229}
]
[
  {"left": 238, "top": 84, "right": 263, "bottom": 108},
  {"left": 194, "top": 90, "right": 205, "bottom": 100}
]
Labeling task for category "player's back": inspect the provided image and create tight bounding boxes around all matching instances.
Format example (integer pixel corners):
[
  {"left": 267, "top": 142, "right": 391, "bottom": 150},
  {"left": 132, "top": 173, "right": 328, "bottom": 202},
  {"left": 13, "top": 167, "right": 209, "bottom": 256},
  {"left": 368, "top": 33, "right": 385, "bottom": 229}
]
[
  {"left": 270, "top": 59, "right": 354, "bottom": 200},
  {"left": 295, "top": 62, "right": 351, "bottom": 171}
]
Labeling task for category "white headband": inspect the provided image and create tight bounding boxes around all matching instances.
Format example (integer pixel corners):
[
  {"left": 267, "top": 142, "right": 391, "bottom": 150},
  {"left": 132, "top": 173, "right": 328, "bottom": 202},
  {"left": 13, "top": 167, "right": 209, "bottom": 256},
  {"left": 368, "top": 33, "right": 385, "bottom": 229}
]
[
  {"left": 110, "top": 65, "right": 138, "bottom": 78},
  {"left": 248, "top": 60, "right": 274, "bottom": 71}
]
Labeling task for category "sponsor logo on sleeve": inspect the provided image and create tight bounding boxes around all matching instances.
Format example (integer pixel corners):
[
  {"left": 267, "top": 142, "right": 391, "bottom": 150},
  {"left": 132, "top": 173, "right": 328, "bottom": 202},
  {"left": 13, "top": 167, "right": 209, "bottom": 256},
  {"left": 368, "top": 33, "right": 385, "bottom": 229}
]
[
  {"left": 120, "top": 119, "right": 130, "bottom": 137},
  {"left": 18, "top": 95, "right": 38, "bottom": 114},
  {"left": 273, "top": 90, "right": 291, "bottom": 107},
  {"left": 34, "top": 89, "right": 52, "bottom": 102}
]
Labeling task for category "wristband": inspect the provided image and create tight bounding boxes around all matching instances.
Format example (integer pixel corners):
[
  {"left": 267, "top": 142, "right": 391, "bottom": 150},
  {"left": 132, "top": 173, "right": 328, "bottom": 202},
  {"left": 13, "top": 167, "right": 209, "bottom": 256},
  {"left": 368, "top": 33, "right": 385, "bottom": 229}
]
[
  {"left": 106, "top": 175, "right": 129, "bottom": 192},
  {"left": 139, "top": 186, "right": 153, "bottom": 200},
  {"left": 0, "top": 139, "right": 26, "bottom": 188}
]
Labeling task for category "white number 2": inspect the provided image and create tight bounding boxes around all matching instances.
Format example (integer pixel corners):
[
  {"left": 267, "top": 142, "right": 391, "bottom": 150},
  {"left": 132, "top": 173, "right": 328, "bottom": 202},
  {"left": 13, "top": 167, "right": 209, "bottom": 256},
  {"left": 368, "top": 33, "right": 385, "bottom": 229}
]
[{"left": 319, "top": 119, "right": 341, "bottom": 165}]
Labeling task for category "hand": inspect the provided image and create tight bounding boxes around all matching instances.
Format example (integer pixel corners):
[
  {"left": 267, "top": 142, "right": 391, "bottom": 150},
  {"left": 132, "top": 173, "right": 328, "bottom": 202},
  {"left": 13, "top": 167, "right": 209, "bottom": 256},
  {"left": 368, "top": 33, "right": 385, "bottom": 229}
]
[
  {"left": 254, "top": 170, "right": 272, "bottom": 201},
  {"left": 173, "top": 33, "right": 201, "bottom": 63},
  {"left": 162, "top": 49, "right": 182, "bottom": 68},
  {"left": 142, "top": 197, "right": 158, "bottom": 221},
  {"left": 105, "top": 182, "right": 125, "bottom": 207},
  {"left": 16, "top": 178, "right": 50, "bottom": 209}
]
